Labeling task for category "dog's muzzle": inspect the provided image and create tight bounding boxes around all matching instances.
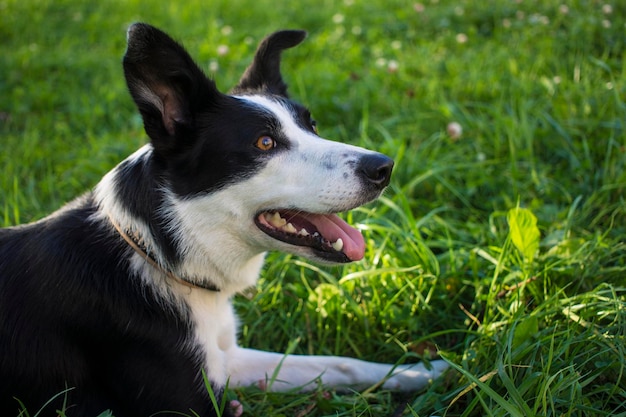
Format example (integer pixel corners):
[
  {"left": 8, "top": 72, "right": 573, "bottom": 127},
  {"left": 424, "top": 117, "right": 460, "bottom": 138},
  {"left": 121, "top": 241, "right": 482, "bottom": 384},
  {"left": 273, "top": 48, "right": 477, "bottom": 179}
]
[{"left": 255, "top": 152, "right": 394, "bottom": 264}]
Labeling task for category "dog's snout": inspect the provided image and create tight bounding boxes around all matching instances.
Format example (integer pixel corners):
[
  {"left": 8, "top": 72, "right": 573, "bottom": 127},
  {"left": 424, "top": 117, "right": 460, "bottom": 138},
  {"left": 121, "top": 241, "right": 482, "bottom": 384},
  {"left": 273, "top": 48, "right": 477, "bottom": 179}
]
[{"left": 358, "top": 153, "right": 394, "bottom": 188}]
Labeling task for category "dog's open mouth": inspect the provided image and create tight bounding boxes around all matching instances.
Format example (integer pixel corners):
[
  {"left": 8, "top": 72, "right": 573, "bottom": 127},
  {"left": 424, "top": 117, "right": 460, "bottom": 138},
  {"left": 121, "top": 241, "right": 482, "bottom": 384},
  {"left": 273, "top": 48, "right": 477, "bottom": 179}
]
[{"left": 255, "top": 210, "right": 366, "bottom": 263}]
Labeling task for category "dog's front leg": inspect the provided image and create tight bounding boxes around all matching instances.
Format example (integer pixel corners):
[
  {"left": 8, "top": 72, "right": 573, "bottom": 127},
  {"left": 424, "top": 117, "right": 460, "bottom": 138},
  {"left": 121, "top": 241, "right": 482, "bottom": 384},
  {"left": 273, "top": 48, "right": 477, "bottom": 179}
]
[{"left": 226, "top": 347, "right": 448, "bottom": 392}]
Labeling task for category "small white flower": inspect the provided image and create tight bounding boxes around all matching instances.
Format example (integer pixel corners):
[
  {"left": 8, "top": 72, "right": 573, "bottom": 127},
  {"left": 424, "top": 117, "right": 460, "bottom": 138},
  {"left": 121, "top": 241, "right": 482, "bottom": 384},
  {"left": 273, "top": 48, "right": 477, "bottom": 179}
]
[
  {"left": 217, "top": 45, "right": 229, "bottom": 56},
  {"left": 456, "top": 33, "right": 468, "bottom": 44},
  {"left": 602, "top": 4, "right": 613, "bottom": 14},
  {"left": 447, "top": 122, "right": 463, "bottom": 139},
  {"left": 333, "top": 13, "right": 345, "bottom": 24},
  {"left": 221, "top": 25, "right": 233, "bottom": 36},
  {"left": 209, "top": 60, "right": 219, "bottom": 72},
  {"left": 387, "top": 60, "right": 399, "bottom": 73}
]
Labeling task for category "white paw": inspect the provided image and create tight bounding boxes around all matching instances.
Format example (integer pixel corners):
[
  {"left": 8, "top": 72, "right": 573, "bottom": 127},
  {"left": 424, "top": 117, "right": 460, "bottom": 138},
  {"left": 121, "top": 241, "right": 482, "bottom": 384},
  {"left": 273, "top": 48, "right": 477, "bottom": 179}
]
[{"left": 382, "top": 359, "right": 449, "bottom": 391}]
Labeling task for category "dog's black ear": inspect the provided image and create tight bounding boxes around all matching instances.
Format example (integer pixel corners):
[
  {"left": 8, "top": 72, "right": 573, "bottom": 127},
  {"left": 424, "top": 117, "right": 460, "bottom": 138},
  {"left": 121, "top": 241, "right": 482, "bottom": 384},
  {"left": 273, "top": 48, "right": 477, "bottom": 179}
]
[
  {"left": 123, "top": 23, "right": 222, "bottom": 153},
  {"left": 232, "top": 30, "right": 307, "bottom": 97}
]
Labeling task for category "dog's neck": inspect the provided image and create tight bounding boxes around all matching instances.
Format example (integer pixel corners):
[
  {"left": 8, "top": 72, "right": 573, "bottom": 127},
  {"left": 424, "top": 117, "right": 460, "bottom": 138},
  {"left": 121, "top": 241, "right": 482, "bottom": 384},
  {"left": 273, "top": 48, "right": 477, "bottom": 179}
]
[
  {"left": 93, "top": 145, "right": 266, "bottom": 295},
  {"left": 107, "top": 214, "right": 221, "bottom": 292}
]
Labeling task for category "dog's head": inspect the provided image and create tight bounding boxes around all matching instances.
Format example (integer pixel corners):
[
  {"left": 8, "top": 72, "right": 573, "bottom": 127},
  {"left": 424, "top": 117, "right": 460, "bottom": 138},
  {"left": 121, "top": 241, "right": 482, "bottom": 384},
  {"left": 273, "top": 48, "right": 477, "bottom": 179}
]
[{"left": 121, "top": 24, "right": 393, "bottom": 270}]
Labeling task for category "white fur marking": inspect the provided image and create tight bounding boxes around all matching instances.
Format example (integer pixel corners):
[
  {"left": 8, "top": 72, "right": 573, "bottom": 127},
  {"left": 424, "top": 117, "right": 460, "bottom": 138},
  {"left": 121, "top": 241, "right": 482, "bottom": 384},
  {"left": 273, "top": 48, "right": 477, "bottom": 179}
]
[{"left": 226, "top": 347, "right": 449, "bottom": 392}]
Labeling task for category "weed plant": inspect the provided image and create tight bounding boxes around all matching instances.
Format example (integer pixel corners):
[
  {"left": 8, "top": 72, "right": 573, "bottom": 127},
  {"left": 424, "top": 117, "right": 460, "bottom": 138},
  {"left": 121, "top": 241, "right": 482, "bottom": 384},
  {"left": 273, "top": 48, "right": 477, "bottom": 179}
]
[{"left": 1, "top": 0, "right": 624, "bottom": 416}]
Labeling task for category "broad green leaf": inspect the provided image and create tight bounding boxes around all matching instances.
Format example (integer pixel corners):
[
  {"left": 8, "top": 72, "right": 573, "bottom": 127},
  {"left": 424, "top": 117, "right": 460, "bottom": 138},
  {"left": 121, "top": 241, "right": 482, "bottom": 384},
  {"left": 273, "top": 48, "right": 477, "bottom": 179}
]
[
  {"left": 512, "top": 316, "right": 539, "bottom": 348},
  {"left": 507, "top": 207, "right": 540, "bottom": 263}
]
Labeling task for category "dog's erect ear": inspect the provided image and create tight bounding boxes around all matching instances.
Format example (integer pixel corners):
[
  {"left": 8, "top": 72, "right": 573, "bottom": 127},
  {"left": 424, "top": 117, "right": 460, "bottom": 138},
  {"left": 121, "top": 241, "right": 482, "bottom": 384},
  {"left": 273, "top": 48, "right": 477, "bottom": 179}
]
[
  {"left": 123, "top": 23, "right": 222, "bottom": 152},
  {"left": 232, "top": 30, "right": 307, "bottom": 97}
]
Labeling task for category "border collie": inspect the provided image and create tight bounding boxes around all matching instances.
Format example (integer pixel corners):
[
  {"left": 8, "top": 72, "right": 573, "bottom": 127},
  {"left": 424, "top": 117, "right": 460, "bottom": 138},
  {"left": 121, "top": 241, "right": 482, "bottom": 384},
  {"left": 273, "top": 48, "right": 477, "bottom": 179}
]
[{"left": 0, "top": 23, "right": 447, "bottom": 417}]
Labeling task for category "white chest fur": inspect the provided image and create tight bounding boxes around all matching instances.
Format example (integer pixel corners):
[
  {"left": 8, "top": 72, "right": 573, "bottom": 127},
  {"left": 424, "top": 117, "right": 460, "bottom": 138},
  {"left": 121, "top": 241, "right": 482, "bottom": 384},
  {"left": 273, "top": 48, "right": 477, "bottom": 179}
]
[{"left": 179, "top": 287, "right": 239, "bottom": 387}]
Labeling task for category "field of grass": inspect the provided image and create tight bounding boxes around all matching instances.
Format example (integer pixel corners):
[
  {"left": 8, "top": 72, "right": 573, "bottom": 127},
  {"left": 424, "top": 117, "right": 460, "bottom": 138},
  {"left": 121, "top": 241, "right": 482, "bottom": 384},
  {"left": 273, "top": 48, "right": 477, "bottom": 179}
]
[{"left": 1, "top": 0, "right": 625, "bottom": 416}]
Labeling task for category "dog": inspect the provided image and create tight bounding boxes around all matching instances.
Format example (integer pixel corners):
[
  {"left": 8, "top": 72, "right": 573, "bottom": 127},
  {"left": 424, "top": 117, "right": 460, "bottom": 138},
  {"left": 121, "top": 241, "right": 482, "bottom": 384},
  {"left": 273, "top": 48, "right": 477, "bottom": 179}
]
[{"left": 0, "top": 23, "right": 448, "bottom": 417}]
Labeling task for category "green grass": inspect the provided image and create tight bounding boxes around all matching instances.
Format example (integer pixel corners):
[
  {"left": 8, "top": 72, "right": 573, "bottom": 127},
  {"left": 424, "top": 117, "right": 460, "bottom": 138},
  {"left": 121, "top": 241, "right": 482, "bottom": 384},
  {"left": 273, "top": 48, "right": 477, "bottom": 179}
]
[{"left": 1, "top": 0, "right": 625, "bottom": 416}]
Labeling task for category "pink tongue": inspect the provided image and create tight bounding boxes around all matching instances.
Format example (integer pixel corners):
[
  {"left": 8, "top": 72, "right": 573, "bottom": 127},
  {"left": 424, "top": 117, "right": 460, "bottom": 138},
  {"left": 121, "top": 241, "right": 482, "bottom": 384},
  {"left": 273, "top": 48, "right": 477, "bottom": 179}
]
[{"left": 303, "top": 213, "right": 365, "bottom": 261}]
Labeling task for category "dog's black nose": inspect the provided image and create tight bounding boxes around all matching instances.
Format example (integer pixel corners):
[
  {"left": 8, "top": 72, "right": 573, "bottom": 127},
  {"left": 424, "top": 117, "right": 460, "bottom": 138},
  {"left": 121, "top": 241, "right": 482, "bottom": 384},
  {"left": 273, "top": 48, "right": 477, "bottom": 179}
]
[{"left": 358, "top": 153, "right": 394, "bottom": 188}]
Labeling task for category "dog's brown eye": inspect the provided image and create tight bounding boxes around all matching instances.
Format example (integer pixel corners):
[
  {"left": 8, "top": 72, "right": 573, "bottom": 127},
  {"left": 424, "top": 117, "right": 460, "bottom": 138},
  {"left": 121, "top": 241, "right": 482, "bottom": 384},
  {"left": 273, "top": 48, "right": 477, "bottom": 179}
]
[{"left": 255, "top": 136, "right": 276, "bottom": 151}]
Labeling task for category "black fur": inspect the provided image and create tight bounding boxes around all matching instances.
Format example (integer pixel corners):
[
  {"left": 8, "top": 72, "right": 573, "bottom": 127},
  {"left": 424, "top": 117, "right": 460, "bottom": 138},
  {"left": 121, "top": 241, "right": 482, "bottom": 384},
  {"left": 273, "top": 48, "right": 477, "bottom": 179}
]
[
  {"left": 0, "top": 198, "right": 214, "bottom": 416},
  {"left": 0, "top": 23, "right": 310, "bottom": 417},
  {"left": 121, "top": 24, "right": 304, "bottom": 198},
  {"left": 232, "top": 29, "right": 307, "bottom": 96}
]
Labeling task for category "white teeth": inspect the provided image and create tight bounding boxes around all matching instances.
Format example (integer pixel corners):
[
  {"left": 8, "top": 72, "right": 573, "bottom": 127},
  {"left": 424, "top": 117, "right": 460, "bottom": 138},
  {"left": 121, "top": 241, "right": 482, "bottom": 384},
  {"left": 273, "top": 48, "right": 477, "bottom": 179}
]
[
  {"left": 283, "top": 222, "right": 297, "bottom": 234},
  {"left": 331, "top": 238, "right": 344, "bottom": 251},
  {"left": 268, "top": 212, "right": 287, "bottom": 228},
  {"left": 263, "top": 212, "right": 319, "bottom": 239}
]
